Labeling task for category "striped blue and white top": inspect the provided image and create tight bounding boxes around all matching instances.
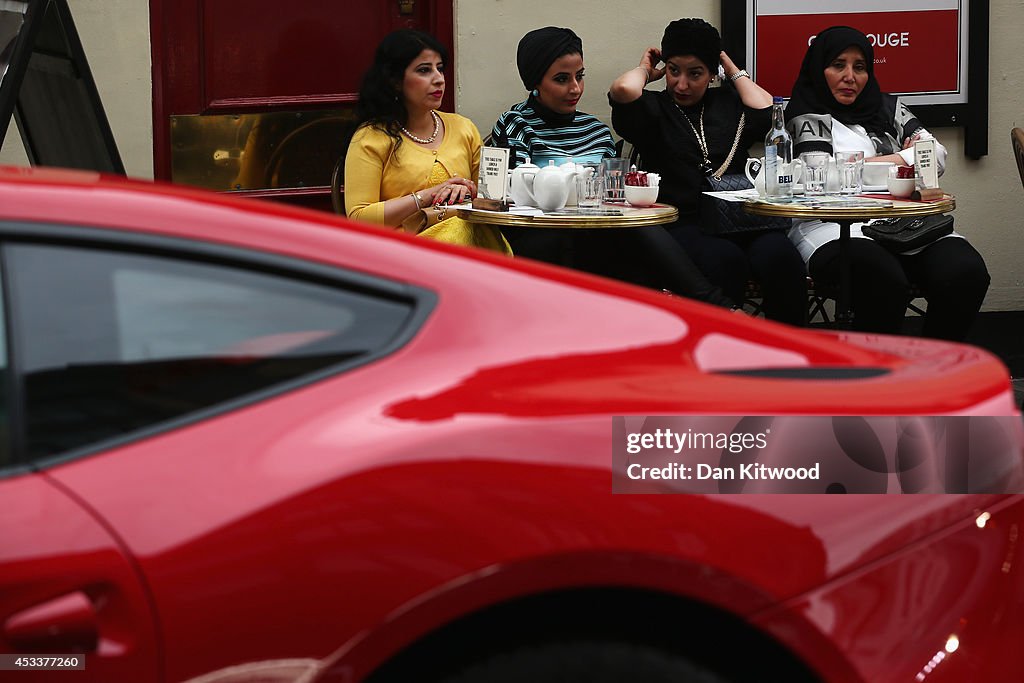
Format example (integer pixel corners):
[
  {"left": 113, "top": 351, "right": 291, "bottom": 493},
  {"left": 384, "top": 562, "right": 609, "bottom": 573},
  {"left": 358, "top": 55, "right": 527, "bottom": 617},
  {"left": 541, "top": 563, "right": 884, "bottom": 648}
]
[{"left": 490, "top": 96, "right": 617, "bottom": 168}]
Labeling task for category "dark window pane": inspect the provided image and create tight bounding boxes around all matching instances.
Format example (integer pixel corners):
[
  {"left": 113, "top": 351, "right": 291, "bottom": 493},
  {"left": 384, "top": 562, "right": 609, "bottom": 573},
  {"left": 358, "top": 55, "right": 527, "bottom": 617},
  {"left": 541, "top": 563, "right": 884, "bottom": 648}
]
[
  {"left": 7, "top": 243, "right": 412, "bottom": 459},
  {"left": 0, "top": 270, "right": 9, "bottom": 468}
]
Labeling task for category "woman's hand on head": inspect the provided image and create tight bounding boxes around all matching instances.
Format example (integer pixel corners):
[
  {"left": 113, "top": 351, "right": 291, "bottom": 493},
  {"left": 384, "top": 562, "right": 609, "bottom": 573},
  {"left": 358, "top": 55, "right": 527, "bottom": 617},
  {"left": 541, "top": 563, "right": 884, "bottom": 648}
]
[
  {"left": 611, "top": 48, "right": 663, "bottom": 103},
  {"left": 639, "top": 47, "right": 665, "bottom": 83},
  {"left": 719, "top": 51, "right": 737, "bottom": 74}
]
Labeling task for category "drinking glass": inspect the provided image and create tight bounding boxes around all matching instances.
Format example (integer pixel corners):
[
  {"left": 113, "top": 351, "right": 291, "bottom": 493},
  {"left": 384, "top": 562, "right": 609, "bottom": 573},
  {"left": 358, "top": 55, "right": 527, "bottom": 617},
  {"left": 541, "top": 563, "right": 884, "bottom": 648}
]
[
  {"left": 575, "top": 174, "right": 605, "bottom": 209},
  {"left": 834, "top": 150, "right": 865, "bottom": 195},
  {"left": 600, "top": 158, "right": 629, "bottom": 203},
  {"left": 799, "top": 151, "right": 830, "bottom": 196}
]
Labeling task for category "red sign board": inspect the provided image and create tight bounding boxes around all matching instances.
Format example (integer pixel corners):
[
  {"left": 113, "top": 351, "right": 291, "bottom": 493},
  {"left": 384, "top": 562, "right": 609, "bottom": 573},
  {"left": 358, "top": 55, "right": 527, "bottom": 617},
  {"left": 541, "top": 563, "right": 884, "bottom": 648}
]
[{"left": 752, "top": 9, "right": 963, "bottom": 101}]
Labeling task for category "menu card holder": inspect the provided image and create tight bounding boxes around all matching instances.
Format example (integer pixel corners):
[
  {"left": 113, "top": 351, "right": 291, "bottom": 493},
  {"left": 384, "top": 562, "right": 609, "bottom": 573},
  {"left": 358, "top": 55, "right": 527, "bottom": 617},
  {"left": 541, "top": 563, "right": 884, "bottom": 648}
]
[
  {"left": 914, "top": 139, "right": 939, "bottom": 189},
  {"left": 477, "top": 146, "right": 509, "bottom": 210}
]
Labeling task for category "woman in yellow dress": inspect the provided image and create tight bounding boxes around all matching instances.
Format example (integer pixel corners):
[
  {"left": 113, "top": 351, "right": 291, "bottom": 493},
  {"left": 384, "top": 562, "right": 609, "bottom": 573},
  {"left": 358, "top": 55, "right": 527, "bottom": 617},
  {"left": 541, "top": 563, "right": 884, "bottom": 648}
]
[{"left": 344, "top": 29, "right": 511, "bottom": 255}]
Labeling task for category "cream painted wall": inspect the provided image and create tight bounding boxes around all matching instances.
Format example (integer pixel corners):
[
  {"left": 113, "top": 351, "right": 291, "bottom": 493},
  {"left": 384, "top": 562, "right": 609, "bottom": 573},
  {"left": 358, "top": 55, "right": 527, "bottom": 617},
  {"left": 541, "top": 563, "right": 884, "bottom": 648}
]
[
  {"left": 456, "top": 0, "right": 1024, "bottom": 311},
  {"left": 0, "top": 0, "right": 153, "bottom": 177}
]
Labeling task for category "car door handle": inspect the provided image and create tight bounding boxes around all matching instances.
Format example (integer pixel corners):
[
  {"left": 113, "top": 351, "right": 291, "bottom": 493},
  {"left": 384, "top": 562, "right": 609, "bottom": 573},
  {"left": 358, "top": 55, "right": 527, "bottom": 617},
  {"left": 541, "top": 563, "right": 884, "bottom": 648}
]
[{"left": 4, "top": 590, "right": 99, "bottom": 652}]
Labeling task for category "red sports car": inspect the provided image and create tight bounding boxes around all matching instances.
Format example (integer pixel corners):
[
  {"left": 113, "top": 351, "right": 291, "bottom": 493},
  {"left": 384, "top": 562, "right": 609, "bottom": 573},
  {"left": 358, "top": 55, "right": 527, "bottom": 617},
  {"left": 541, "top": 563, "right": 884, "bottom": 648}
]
[{"left": 1, "top": 167, "right": 1021, "bottom": 683}]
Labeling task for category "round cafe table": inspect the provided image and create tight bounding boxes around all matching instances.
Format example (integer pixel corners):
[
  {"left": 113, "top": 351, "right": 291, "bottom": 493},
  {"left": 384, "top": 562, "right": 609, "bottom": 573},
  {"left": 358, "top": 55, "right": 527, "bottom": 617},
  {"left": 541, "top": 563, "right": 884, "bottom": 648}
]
[
  {"left": 744, "top": 194, "right": 955, "bottom": 328},
  {"left": 456, "top": 202, "right": 678, "bottom": 229}
]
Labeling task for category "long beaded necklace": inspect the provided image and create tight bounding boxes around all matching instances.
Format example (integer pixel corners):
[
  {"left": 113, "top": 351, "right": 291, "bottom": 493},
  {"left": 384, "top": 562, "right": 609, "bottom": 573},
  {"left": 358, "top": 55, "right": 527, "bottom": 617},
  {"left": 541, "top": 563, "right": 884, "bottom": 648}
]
[
  {"left": 400, "top": 110, "right": 441, "bottom": 144},
  {"left": 674, "top": 102, "right": 714, "bottom": 176}
]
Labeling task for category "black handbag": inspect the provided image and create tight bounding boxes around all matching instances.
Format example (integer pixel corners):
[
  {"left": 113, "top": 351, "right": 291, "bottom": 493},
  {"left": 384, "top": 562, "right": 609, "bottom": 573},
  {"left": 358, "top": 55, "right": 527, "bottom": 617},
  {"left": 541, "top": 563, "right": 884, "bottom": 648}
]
[
  {"left": 697, "top": 113, "right": 790, "bottom": 235},
  {"left": 700, "top": 173, "right": 791, "bottom": 235},
  {"left": 861, "top": 214, "right": 954, "bottom": 252}
]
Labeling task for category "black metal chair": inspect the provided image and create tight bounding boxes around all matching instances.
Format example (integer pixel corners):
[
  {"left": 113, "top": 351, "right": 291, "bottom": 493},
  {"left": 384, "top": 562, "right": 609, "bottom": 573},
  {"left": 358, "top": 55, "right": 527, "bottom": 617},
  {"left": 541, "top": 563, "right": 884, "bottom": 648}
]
[
  {"left": 330, "top": 156, "right": 344, "bottom": 215},
  {"left": 1012, "top": 127, "right": 1024, "bottom": 189}
]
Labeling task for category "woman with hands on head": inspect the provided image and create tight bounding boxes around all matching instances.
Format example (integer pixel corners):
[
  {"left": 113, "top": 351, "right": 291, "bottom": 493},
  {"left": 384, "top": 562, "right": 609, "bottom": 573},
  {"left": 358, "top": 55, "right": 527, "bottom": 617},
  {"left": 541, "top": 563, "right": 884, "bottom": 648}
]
[
  {"left": 786, "top": 26, "right": 988, "bottom": 339},
  {"left": 609, "top": 18, "right": 808, "bottom": 325},
  {"left": 345, "top": 29, "right": 511, "bottom": 254},
  {"left": 489, "top": 26, "right": 737, "bottom": 309}
]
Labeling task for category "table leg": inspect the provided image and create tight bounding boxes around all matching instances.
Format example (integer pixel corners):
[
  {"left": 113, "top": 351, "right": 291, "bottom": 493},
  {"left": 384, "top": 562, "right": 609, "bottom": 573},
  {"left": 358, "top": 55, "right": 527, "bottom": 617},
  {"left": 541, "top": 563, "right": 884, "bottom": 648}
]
[{"left": 835, "top": 219, "right": 854, "bottom": 330}]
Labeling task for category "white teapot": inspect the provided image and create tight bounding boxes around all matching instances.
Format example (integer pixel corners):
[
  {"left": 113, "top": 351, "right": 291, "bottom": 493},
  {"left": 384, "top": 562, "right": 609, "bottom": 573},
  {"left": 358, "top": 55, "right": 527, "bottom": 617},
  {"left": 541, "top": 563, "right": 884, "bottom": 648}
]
[
  {"left": 509, "top": 158, "right": 540, "bottom": 207},
  {"left": 744, "top": 157, "right": 767, "bottom": 197},
  {"left": 558, "top": 160, "right": 581, "bottom": 206},
  {"left": 531, "top": 160, "right": 575, "bottom": 212},
  {"left": 745, "top": 157, "right": 804, "bottom": 196}
]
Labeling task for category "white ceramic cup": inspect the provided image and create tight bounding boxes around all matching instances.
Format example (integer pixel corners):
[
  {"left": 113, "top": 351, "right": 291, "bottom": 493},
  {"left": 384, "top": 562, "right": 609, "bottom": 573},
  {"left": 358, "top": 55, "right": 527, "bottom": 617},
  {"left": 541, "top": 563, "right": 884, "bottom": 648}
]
[{"left": 886, "top": 166, "right": 916, "bottom": 198}]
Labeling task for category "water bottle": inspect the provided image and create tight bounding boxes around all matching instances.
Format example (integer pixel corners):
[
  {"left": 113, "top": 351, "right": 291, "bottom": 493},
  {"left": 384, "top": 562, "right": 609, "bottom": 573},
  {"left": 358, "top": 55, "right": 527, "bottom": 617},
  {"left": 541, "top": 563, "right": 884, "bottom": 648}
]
[{"left": 764, "top": 96, "right": 793, "bottom": 199}]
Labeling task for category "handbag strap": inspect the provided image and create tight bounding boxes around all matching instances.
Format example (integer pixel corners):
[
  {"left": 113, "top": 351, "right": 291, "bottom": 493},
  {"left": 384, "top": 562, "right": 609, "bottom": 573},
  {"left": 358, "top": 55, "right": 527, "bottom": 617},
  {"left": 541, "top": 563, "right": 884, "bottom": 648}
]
[{"left": 711, "top": 112, "right": 745, "bottom": 181}]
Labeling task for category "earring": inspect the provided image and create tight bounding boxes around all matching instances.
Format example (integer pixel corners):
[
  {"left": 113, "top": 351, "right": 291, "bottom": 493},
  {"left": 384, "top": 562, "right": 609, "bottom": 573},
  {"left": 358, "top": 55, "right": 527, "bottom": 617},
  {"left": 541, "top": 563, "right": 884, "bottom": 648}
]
[{"left": 531, "top": 89, "right": 539, "bottom": 97}]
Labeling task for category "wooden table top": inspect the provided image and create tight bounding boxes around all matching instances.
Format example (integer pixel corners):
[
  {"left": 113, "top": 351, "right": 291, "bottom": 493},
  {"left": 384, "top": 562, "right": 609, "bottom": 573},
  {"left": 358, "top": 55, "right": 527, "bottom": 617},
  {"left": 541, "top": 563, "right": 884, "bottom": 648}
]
[
  {"left": 456, "top": 202, "right": 679, "bottom": 229},
  {"left": 743, "top": 194, "right": 955, "bottom": 222}
]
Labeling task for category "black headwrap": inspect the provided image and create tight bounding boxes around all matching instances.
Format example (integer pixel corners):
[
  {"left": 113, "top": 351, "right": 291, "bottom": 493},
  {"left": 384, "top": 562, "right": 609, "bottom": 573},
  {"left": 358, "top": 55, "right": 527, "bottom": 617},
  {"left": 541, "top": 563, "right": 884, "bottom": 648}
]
[
  {"left": 660, "top": 18, "right": 720, "bottom": 71},
  {"left": 786, "top": 26, "right": 897, "bottom": 152},
  {"left": 516, "top": 27, "right": 583, "bottom": 91}
]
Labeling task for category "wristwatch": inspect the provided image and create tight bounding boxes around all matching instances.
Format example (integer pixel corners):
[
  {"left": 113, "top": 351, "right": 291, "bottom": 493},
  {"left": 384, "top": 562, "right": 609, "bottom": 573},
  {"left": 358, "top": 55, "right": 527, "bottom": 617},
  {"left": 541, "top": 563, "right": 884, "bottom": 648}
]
[{"left": 729, "top": 69, "right": 750, "bottom": 82}]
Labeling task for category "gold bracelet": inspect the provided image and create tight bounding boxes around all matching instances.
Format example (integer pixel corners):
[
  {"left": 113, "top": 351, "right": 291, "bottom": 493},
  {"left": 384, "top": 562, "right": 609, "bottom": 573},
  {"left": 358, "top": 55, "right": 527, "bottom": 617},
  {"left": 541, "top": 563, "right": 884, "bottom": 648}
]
[{"left": 411, "top": 191, "right": 423, "bottom": 210}]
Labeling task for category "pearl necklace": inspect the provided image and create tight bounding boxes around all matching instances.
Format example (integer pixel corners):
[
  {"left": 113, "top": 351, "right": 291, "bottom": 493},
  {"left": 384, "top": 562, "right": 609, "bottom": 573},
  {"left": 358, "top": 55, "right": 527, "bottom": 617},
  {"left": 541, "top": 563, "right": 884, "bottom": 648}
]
[{"left": 400, "top": 110, "right": 441, "bottom": 144}]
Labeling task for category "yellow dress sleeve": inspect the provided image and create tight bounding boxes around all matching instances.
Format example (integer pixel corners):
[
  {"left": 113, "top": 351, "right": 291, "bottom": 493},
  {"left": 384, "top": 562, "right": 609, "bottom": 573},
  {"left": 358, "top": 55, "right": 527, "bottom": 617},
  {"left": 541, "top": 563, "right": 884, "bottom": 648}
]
[{"left": 344, "top": 126, "right": 392, "bottom": 223}]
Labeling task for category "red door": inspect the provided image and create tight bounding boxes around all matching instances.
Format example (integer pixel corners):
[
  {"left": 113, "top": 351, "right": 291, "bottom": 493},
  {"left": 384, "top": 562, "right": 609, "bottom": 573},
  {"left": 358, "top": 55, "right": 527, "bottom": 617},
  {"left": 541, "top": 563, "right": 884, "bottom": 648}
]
[{"left": 150, "top": 0, "right": 454, "bottom": 211}]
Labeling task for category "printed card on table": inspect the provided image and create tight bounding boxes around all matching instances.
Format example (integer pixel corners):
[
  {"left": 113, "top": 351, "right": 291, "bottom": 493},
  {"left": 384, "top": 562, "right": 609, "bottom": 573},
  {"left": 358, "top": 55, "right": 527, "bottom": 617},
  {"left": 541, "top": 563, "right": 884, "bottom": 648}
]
[
  {"left": 478, "top": 147, "right": 509, "bottom": 201},
  {"left": 914, "top": 139, "right": 939, "bottom": 189}
]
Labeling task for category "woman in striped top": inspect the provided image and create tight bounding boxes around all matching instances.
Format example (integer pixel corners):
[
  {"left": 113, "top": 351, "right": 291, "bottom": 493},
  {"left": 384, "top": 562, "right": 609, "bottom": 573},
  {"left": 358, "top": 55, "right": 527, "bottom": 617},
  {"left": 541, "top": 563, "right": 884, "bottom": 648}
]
[
  {"left": 490, "top": 30, "right": 615, "bottom": 169},
  {"left": 490, "top": 26, "right": 737, "bottom": 310}
]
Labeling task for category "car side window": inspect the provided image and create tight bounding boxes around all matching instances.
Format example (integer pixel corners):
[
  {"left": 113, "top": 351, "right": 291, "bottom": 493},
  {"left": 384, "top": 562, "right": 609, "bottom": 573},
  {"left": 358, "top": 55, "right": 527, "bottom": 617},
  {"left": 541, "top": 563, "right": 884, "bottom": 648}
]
[
  {"left": 0, "top": 285, "right": 9, "bottom": 469},
  {"left": 6, "top": 243, "right": 415, "bottom": 461}
]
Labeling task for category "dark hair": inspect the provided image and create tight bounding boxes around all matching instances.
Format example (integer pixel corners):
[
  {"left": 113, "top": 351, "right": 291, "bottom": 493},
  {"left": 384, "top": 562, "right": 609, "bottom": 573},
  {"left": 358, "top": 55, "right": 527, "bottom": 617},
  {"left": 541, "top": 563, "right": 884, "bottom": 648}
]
[{"left": 354, "top": 29, "right": 449, "bottom": 147}]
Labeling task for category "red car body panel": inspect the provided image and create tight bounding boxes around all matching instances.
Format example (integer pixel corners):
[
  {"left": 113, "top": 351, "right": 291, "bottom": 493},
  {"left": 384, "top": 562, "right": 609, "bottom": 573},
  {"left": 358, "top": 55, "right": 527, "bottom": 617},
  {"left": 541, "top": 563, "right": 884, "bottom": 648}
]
[{"left": 0, "top": 167, "right": 1021, "bottom": 682}]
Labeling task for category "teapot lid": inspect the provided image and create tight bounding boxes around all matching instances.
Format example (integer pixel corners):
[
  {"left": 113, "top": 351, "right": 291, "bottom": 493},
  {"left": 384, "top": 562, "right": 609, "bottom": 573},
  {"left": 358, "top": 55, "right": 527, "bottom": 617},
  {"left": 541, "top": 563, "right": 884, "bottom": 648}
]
[{"left": 515, "top": 156, "right": 539, "bottom": 171}]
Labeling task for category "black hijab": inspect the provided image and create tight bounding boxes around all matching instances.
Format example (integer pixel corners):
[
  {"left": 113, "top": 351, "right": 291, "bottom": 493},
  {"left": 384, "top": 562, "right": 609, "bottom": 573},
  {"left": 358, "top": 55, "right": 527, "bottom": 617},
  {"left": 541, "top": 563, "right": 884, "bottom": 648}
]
[
  {"left": 516, "top": 27, "right": 583, "bottom": 92},
  {"left": 786, "top": 26, "right": 896, "bottom": 144}
]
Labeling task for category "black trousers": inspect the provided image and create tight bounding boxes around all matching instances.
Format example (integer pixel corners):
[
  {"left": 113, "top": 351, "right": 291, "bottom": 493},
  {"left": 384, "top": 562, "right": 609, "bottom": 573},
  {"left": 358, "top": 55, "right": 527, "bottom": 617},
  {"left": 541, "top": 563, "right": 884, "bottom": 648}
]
[
  {"left": 504, "top": 224, "right": 736, "bottom": 309},
  {"left": 666, "top": 222, "right": 808, "bottom": 325},
  {"left": 808, "top": 236, "right": 990, "bottom": 341}
]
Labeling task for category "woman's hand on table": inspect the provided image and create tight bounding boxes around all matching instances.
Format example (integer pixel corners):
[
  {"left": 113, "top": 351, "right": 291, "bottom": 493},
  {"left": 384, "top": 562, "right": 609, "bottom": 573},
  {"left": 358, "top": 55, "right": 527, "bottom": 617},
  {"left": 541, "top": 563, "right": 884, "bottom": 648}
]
[
  {"left": 902, "top": 132, "right": 923, "bottom": 150},
  {"left": 866, "top": 133, "right": 922, "bottom": 165},
  {"left": 427, "top": 177, "right": 477, "bottom": 206},
  {"left": 866, "top": 153, "right": 911, "bottom": 165}
]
